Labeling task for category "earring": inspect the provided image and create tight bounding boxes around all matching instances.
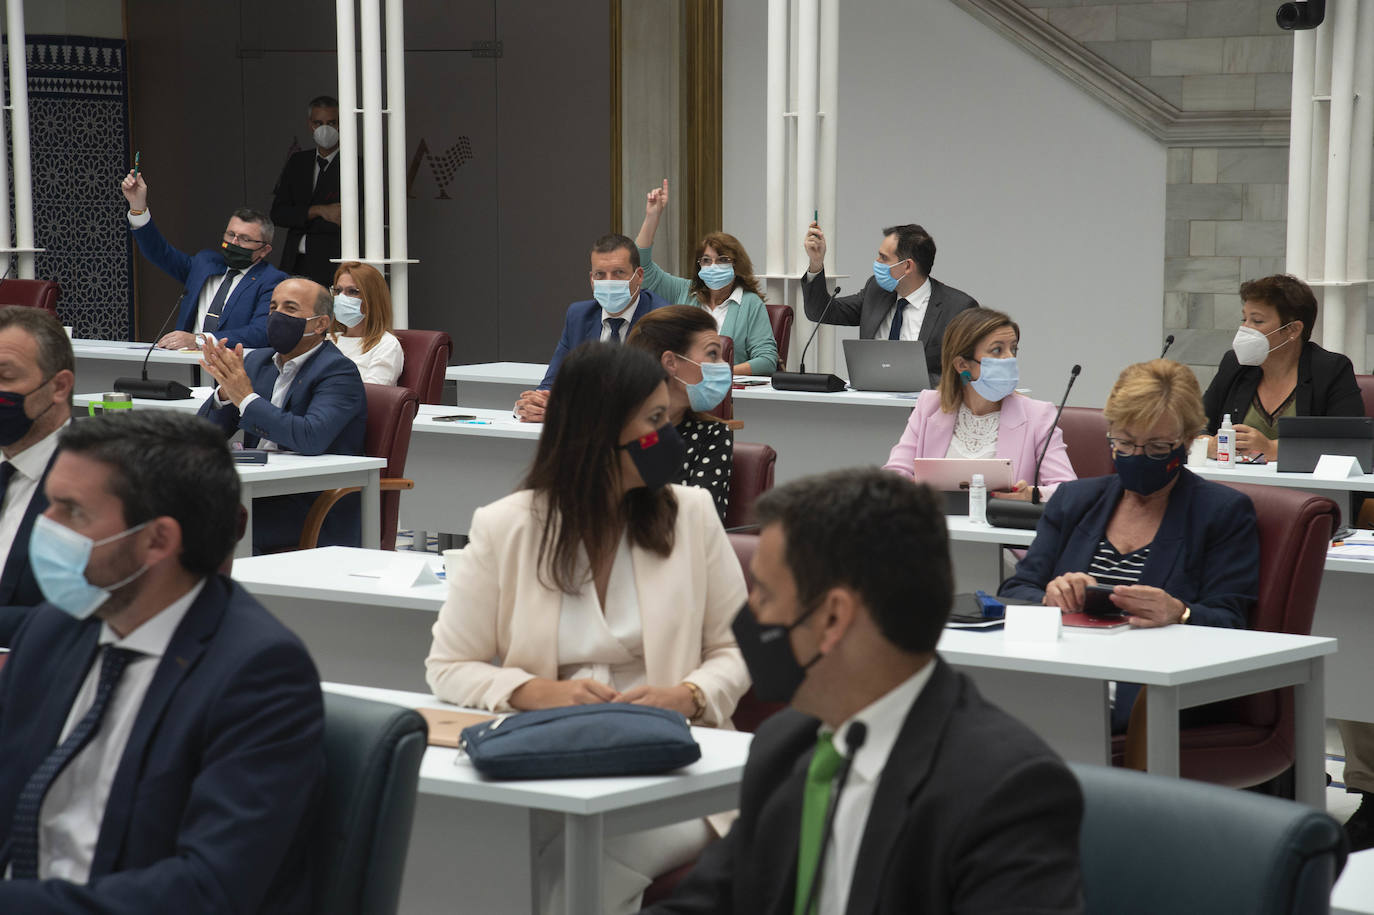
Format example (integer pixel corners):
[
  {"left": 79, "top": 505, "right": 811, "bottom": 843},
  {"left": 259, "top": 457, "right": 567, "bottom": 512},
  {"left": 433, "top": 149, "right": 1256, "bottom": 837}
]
[{"left": 959, "top": 369, "right": 972, "bottom": 382}]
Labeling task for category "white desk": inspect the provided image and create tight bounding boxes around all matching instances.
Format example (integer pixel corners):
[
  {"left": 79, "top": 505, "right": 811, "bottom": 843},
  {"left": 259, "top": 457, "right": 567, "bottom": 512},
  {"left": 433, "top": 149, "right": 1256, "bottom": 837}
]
[
  {"left": 445, "top": 362, "right": 547, "bottom": 409},
  {"left": 71, "top": 339, "right": 203, "bottom": 393},
  {"left": 398, "top": 405, "right": 541, "bottom": 533},
  {"left": 1190, "top": 458, "right": 1374, "bottom": 495},
  {"left": 938, "top": 625, "right": 1336, "bottom": 806},
  {"left": 1333, "top": 848, "right": 1374, "bottom": 914},
  {"left": 321, "top": 681, "right": 751, "bottom": 915},
  {"left": 236, "top": 455, "right": 386, "bottom": 558},
  {"left": 73, "top": 387, "right": 212, "bottom": 415},
  {"left": 731, "top": 384, "right": 916, "bottom": 483}
]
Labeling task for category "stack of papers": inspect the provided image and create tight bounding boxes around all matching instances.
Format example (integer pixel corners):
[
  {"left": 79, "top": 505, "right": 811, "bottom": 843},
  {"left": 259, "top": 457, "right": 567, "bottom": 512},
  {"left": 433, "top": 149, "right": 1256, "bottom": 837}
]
[{"left": 1328, "top": 530, "right": 1374, "bottom": 561}]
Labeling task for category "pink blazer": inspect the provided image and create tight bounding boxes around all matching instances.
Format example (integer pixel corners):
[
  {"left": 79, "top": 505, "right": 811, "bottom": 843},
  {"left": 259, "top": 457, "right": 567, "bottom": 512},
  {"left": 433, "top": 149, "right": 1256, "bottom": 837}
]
[{"left": 882, "top": 390, "right": 1077, "bottom": 499}]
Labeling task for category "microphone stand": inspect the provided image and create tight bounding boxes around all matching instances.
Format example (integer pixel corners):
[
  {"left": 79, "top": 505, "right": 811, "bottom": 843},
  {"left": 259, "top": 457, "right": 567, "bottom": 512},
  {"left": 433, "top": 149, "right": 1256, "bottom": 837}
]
[
  {"left": 114, "top": 291, "right": 194, "bottom": 400},
  {"left": 772, "top": 285, "right": 847, "bottom": 393},
  {"left": 985, "top": 365, "right": 1080, "bottom": 529},
  {"left": 798, "top": 722, "right": 868, "bottom": 915},
  {"left": 1160, "top": 334, "right": 1175, "bottom": 359}
]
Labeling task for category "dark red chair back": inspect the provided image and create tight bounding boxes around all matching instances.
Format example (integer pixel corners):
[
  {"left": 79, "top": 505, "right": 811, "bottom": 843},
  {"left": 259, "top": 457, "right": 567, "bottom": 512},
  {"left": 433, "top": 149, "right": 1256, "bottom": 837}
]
[
  {"left": 1356, "top": 374, "right": 1374, "bottom": 418},
  {"left": 394, "top": 329, "right": 452, "bottom": 404},
  {"left": 1060, "top": 406, "right": 1114, "bottom": 478},
  {"left": 765, "top": 303, "right": 794, "bottom": 370},
  {"left": 727, "top": 531, "right": 786, "bottom": 732},
  {"left": 707, "top": 335, "right": 735, "bottom": 420},
  {"left": 364, "top": 383, "right": 420, "bottom": 550},
  {"left": 0, "top": 279, "right": 59, "bottom": 316},
  {"left": 725, "top": 442, "right": 776, "bottom": 530}
]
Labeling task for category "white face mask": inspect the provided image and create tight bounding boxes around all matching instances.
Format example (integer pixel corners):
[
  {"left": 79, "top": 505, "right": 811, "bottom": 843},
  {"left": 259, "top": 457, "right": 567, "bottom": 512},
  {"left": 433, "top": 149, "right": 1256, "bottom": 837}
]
[
  {"left": 313, "top": 124, "right": 339, "bottom": 149},
  {"left": 1232, "top": 322, "right": 1294, "bottom": 366}
]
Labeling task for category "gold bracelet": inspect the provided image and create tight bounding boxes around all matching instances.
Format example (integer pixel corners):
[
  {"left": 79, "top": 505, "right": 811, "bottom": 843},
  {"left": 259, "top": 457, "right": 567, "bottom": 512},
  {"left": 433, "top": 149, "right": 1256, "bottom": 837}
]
[
  {"left": 128, "top": 208, "right": 146, "bottom": 216},
  {"left": 681, "top": 681, "right": 706, "bottom": 723}
]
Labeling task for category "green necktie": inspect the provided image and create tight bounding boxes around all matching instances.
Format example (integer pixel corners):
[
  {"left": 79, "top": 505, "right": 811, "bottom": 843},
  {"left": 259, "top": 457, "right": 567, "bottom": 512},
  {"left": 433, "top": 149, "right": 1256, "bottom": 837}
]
[{"left": 794, "top": 732, "right": 845, "bottom": 915}]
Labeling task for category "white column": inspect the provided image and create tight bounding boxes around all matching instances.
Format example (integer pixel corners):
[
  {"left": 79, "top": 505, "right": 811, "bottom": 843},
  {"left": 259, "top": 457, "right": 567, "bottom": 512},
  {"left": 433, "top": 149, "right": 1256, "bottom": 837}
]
[
  {"left": 1286, "top": 29, "right": 1316, "bottom": 278},
  {"left": 336, "top": 0, "right": 360, "bottom": 260},
  {"left": 0, "top": 32, "right": 11, "bottom": 267},
  {"left": 384, "top": 0, "right": 409, "bottom": 327},
  {"left": 793, "top": 0, "right": 820, "bottom": 369},
  {"left": 764, "top": 0, "right": 787, "bottom": 285},
  {"left": 358, "top": 0, "right": 386, "bottom": 262},
  {"left": 5, "top": 0, "right": 33, "bottom": 278},
  {"left": 816, "top": 0, "right": 839, "bottom": 374},
  {"left": 1345, "top": 0, "right": 1374, "bottom": 369},
  {"left": 1321, "top": 0, "right": 1358, "bottom": 357}
]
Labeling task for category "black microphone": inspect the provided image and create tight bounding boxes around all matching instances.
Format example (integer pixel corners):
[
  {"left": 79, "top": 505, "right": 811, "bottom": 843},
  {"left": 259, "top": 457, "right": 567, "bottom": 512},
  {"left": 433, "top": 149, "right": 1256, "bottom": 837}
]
[
  {"left": 985, "top": 364, "right": 1080, "bottom": 529},
  {"left": 798, "top": 721, "right": 868, "bottom": 915},
  {"left": 772, "top": 285, "right": 846, "bottom": 393},
  {"left": 1160, "top": 334, "right": 1175, "bottom": 359},
  {"left": 113, "top": 291, "right": 194, "bottom": 400}
]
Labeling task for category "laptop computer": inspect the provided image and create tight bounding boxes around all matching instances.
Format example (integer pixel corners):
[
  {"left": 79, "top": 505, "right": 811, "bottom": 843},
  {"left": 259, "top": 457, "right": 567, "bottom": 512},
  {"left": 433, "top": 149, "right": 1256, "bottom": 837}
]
[{"left": 842, "top": 340, "right": 930, "bottom": 393}]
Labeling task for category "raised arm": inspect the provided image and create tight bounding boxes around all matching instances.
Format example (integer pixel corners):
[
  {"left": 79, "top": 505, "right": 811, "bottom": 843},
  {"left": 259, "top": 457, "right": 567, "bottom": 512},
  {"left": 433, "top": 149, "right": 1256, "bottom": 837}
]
[{"left": 636, "top": 179, "right": 669, "bottom": 248}]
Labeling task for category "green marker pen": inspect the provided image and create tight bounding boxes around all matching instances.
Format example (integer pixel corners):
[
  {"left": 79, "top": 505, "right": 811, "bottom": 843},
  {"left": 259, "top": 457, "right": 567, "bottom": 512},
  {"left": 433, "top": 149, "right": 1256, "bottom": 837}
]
[{"left": 134, "top": 151, "right": 141, "bottom": 176}]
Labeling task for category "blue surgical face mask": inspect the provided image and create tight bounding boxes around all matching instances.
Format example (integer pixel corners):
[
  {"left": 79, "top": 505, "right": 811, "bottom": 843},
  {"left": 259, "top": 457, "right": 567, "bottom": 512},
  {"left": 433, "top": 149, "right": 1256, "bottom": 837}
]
[
  {"left": 29, "top": 515, "right": 151, "bottom": 620},
  {"left": 966, "top": 356, "right": 1019, "bottom": 402},
  {"left": 333, "top": 294, "right": 365, "bottom": 329},
  {"left": 871, "top": 258, "right": 909, "bottom": 293},
  {"left": 593, "top": 280, "right": 635, "bottom": 315},
  {"left": 698, "top": 264, "right": 735, "bottom": 291},
  {"left": 673, "top": 354, "right": 733, "bottom": 412}
]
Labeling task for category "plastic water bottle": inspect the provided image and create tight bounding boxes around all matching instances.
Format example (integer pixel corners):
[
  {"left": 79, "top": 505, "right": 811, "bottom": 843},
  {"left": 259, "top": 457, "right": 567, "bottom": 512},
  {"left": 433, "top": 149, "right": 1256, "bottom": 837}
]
[
  {"left": 1216, "top": 413, "right": 1234, "bottom": 466},
  {"left": 969, "top": 473, "right": 988, "bottom": 525}
]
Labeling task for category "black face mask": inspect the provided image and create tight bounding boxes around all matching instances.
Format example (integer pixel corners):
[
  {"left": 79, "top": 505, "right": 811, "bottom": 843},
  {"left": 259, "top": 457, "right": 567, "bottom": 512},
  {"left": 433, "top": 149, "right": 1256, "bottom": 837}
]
[
  {"left": 619, "top": 422, "right": 687, "bottom": 490},
  {"left": 266, "top": 311, "right": 322, "bottom": 355},
  {"left": 220, "top": 241, "right": 256, "bottom": 270},
  {"left": 731, "top": 601, "right": 823, "bottom": 703},
  {"left": 1114, "top": 444, "right": 1187, "bottom": 496},
  {"left": 0, "top": 376, "right": 54, "bottom": 446}
]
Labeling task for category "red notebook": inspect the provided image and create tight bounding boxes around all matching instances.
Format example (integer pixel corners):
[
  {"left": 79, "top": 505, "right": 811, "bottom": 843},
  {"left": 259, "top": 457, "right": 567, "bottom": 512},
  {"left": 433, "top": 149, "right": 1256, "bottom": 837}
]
[{"left": 1061, "top": 612, "right": 1132, "bottom": 633}]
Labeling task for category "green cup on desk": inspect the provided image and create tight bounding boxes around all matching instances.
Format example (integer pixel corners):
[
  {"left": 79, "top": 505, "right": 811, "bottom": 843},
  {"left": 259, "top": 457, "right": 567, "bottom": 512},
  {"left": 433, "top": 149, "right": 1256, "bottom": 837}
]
[{"left": 88, "top": 391, "right": 133, "bottom": 416}]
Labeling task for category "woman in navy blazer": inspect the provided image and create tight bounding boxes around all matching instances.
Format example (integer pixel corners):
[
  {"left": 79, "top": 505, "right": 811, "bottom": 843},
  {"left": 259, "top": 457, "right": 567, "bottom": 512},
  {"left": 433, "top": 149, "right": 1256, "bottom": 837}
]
[{"left": 1000, "top": 360, "right": 1258, "bottom": 732}]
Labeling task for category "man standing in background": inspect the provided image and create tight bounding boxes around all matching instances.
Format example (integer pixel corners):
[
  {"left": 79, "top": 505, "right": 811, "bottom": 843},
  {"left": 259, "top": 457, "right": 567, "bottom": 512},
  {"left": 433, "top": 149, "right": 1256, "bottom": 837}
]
[{"left": 271, "top": 95, "right": 345, "bottom": 288}]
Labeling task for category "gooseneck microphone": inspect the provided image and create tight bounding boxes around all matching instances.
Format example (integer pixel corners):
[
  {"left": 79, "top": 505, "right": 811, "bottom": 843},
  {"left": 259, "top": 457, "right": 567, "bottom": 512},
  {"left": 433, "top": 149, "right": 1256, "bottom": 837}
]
[
  {"left": 113, "top": 291, "right": 194, "bottom": 400},
  {"left": 798, "top": 721, "right": 868, "bottom": 915},
  {"left": 772, "top": 285, "right": 847, "bottom": 393},
  {"left": 1160, "top": 334, "right": 1175, "bottom": 359},
  {"left": 986, "top": 364, "right": 1081, "bottom": 529}
]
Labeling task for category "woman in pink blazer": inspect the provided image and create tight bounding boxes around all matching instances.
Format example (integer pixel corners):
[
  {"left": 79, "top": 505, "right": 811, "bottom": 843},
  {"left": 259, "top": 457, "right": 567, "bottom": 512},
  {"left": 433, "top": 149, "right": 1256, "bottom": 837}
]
[{"left": 883, "top": 307, "right": 1076, "bottom": 500}]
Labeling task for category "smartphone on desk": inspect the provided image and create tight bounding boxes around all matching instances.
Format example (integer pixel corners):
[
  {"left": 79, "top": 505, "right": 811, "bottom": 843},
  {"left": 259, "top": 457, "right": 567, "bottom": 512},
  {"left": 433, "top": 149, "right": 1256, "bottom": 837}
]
[
  {"left": 433, "top": 414, "right": 478, "bottom": 423},
  {"left": 1082, "top": 584, "right": 1126, "bottom": 619}
]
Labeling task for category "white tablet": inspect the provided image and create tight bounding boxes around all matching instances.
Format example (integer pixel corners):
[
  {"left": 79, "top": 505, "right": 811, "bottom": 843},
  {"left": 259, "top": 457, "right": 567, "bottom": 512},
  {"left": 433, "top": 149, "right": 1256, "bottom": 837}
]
[{"left": 911, "top": 458, "right": 1017, "bottom": 492}]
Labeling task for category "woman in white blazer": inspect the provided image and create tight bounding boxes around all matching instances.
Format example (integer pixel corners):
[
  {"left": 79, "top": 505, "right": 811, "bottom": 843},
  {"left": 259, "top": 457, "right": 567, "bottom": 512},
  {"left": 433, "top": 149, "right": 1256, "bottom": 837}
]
[{"left": 425, "top": 341, "right": 749, "bottom": 914}]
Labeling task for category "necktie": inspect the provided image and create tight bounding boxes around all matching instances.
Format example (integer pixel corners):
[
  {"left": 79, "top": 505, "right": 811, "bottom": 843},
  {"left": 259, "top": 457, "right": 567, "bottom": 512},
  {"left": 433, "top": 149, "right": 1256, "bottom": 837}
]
[
  {"left": 314, "top": 156, "right": 329, "bottom": 192},
  {"left": 0, "top": 461, "right": 17, "bottom": 510},
  {"left": 794, "top": 733, "right": 845, "bottom": 915},
  {"left": 9, "top": 646, "right": 138, "bottom": 878},
  {"left": 888, "top": 298, "right": 909, "bottom": 340},
  {"left": 202, "top": 269, "right": 239, "bottom": 333},
  {"left": 608, "top": 318, "right": 626, "bottom": 343}
]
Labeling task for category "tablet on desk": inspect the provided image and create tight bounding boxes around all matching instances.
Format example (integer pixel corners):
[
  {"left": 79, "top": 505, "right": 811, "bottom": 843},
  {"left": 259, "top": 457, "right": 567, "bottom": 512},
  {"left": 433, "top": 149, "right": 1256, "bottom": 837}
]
[{"left": 912, "top": 458, "right": 1015, "bottom": 493}]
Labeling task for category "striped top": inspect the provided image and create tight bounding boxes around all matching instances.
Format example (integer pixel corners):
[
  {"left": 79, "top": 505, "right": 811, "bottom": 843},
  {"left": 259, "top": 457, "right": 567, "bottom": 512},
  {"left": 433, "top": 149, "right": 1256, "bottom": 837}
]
[{"left": 1088, "top": 539, "right": 1151, "bottom": 587}]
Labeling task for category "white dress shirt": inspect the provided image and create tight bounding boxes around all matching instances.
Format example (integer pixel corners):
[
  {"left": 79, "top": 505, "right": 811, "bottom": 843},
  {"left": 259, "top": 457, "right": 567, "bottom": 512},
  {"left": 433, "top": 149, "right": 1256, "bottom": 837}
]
[
  {"left": 555, "top": 533, "right": 646, "bottom": 691},
  {"left": 333, "top": 332, "right": 404, "bottom": 386},
  {"left": 0, "top": 423, "right": 65, "bottom": 577},
  {"left": 599, "top": 292, "right": 643, "bottom": 341},
  {"left": 300, "top": 148, "right": 340, "bottom": 253},
  {"left": 876, "top": 277, "right": 932, "bottom": 342},
  {"left": 709, "top": 286, "right": 743, "bottom": 330},
  {"left": 213, "top": 341, "right": 325, "bottom": 450},
  {"left": 37, "top": 579, "right": 205, "bottom": 882},
  {"left": 817, "top": 661, "right": 937, "bottom": 915},
  {"left": 126, "top": 208, "right": 246, "bottom": 334}
]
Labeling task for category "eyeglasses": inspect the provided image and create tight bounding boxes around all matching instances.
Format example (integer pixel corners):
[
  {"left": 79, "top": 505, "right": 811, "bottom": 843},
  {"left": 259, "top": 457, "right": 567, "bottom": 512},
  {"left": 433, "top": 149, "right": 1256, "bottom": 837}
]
[
  {"left": 697, "top": 255, "right": 734, "bottom": 268},
  {"left": 1106, "top": 436, "right": 1181, "bottom": 459},
  {"left": 223, "top": 231, "right": 265, "bottom": 249},
  {"left": 330, "top": 285, "right": 361, "bottom": 297}
]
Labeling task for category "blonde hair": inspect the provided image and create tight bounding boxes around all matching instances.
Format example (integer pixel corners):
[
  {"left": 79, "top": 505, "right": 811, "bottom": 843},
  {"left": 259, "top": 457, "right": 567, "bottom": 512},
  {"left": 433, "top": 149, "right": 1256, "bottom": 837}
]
[
  {"left": 1102, "top": 359, "right": 1206, "bottom": 440},
  {"left": 330, "top": 261, "right": 394, "bottom": 353},
  {"left": 937, "top": 307, "right": 1020, "bottom": 413}
]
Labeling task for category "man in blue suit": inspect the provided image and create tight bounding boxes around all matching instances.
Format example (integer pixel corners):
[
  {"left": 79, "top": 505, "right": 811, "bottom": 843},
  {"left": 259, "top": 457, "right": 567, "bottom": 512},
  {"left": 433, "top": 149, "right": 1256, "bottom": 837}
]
[
  {"left": 0, "top": 307, "right": 76, "bottom": 646},
  {"left": 197, "top": 277, "right": 366, "bottom": 553},
  {"left": 514, "top": 233, "right": 669, "bottom": 422},
  {"left": 0, "top": 411, "right": 323, "bottom": 912},
  {"left": 120, "top": 169, "right": 287, "bottom": 350}
]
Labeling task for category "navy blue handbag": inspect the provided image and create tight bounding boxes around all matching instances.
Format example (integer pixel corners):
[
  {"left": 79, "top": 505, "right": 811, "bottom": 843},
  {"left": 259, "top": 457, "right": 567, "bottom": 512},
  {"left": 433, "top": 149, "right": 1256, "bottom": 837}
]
[{"left": 459, "top": 703, "right": 702, "bottom": 780}]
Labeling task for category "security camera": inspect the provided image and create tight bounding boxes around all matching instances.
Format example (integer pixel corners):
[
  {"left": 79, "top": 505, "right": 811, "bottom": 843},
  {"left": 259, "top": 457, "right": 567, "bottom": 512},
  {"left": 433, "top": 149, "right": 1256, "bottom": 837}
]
[{"left": 1276, "top": 0, "right": 1325, "bottom": 29}]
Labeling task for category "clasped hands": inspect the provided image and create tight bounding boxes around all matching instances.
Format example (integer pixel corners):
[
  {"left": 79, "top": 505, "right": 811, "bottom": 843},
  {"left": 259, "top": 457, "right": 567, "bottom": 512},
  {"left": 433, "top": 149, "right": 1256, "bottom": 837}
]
[
  {"left": 200, "top": 335, "right": 254, "bottom": 407},
  {"left": 514, "top": 389, "right": 548, "bottom": 423},
  {"left": 1042, "top": 572, "right": 1186, "bottom": 628},
  {"left": 508, "top": 677, "right": 697, "bottom": 718}
]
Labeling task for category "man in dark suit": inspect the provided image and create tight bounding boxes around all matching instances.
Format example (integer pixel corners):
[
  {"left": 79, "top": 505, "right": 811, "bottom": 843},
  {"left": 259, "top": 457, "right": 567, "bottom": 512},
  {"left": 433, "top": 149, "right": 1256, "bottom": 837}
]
[
  {"left": 120, "top": 169, "right": 286, "bottom": 351},
  {"left": 270, "top": 95, "right": 345, "bottom": 288},
  {"left": 801, "top": 222, "right": 977, "bottom": 381},
  {"left": 197, "top": 277, "right": 366, "bottom": 553},
  {"left": 0, "top": 307, "right": 75, "bottom": 645},
  {"left": 0, "top": 411, "right": 323, "bottom": 912},
  {"left": 645, "top": 468, "right": 1083, "bottom": 914},
  {"left": 514, "top": 233, "right": 670, "bottom": 422}
]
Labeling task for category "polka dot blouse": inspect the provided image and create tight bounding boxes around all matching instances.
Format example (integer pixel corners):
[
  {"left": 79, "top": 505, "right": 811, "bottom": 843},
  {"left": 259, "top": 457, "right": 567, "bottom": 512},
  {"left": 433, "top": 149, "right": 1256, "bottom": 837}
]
[{"left": 675, "top": 417, "right": 733, "bottom": 522}]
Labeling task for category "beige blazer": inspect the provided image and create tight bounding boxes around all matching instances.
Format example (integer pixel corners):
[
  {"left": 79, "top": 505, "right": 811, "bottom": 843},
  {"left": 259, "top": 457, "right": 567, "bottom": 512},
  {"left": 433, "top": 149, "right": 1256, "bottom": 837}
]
[{"left": 425, "top": 484, "right": 750, "bottom": 727}]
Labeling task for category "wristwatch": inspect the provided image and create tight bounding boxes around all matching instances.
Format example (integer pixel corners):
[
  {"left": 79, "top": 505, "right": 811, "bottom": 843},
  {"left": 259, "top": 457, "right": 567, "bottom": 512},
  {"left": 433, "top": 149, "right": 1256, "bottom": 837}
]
[
  {"left": 1179, "top": 604, "right": 1192, "bottom": 625},
  {"left": 682, "top": 681, "right": 706, "bottom": 723}
]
